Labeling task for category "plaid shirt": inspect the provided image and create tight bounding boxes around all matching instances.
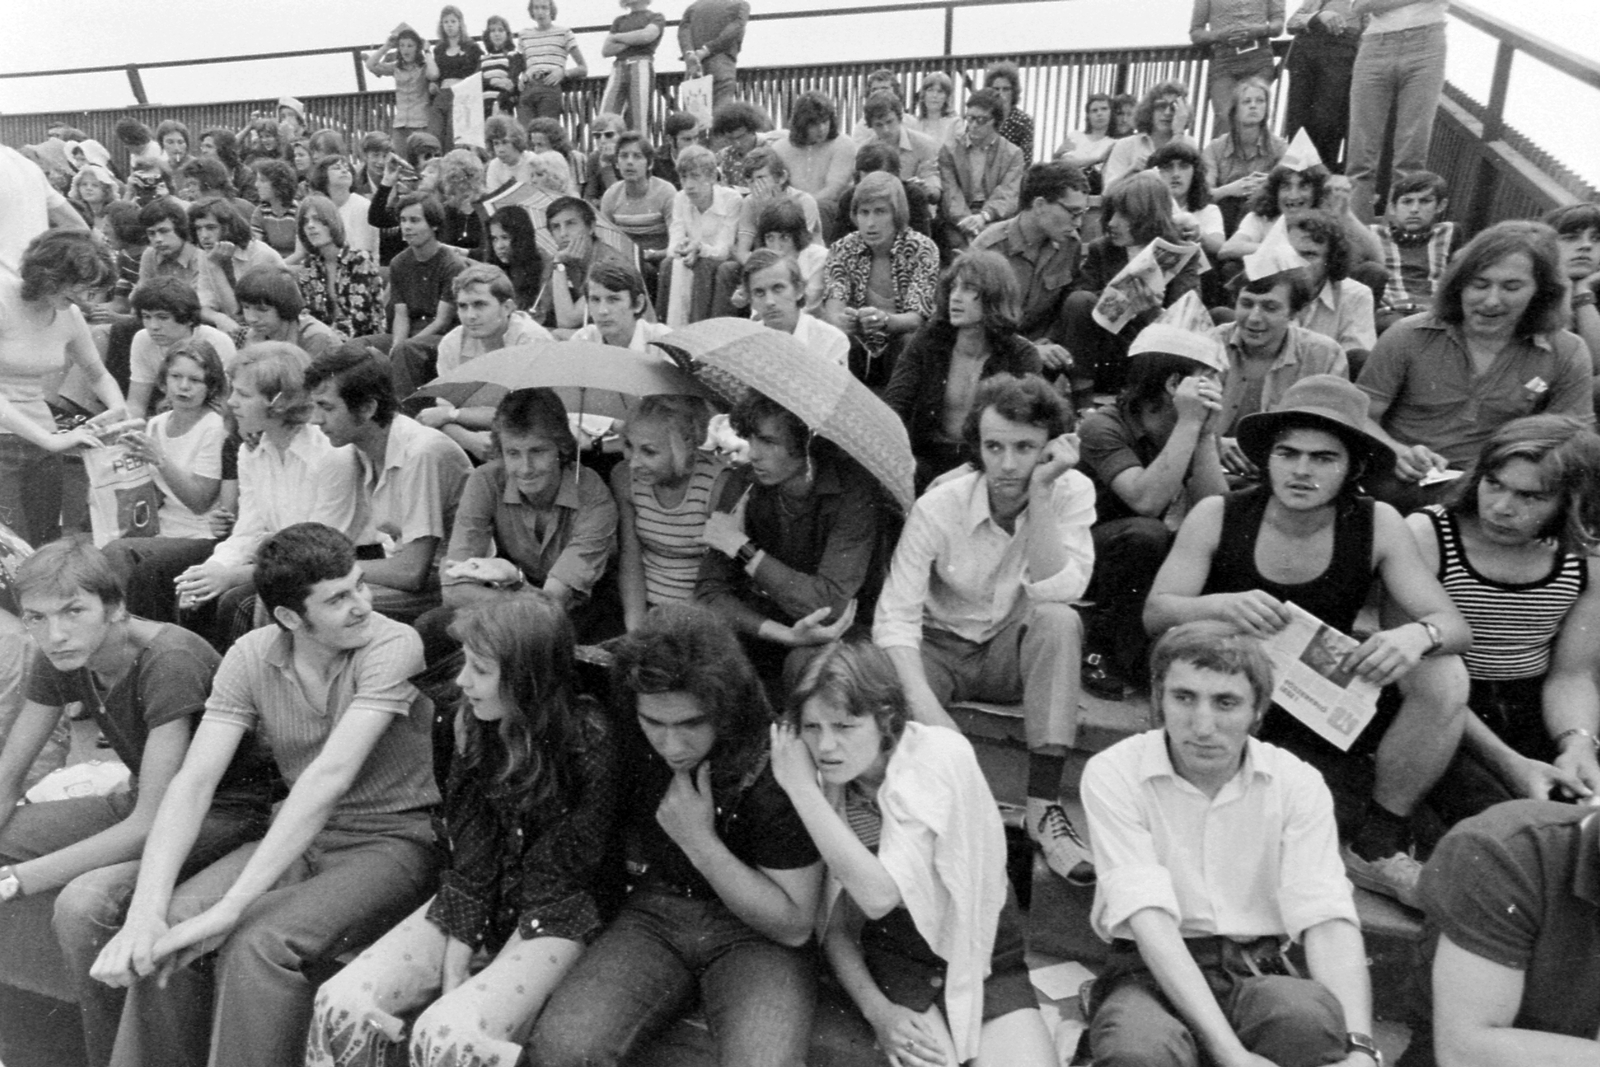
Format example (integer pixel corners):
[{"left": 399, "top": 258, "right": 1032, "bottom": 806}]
[{"left": 1372, "top": 220, "right": 1456, "bottom": 309}]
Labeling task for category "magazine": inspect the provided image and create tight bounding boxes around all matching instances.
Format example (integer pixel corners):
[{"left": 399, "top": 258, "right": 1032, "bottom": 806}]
[{"left": 1092, "top": 238, "right": 1202, "bottom": 334}]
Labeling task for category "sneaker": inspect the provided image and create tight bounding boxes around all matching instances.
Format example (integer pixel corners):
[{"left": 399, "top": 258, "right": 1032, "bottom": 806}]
[
  {"left": 1030, "top": 800, "right": 1096, "bottom": 886},
  {"left": 1341, "top": 843, "right": 1424, "bottom": 909}
]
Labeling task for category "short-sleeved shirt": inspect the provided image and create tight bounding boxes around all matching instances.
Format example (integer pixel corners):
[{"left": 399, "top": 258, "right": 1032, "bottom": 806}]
[
  {"left": 389, "top": 245, "right": 467, "bottom": 332},
  {"left": 29, "top": 622, "right": 274, "bottom": 810},
  {"left": 1419, "top": 800, "right": 1600, "bottom": 1040},
  {"left": 517, "top": 24, "right": 576, "bottom": 79},
  {"left": 313, "top": 414, "right": 473, "bottom": 564},
  {"left": 435, "top": 312, "right": 553, "bottom": 377},
  {"left": 144, "top": 409, "right": 226, "bottom": 539},
  {"left": 1356, "top": 315, "right": 1596, "bottom": 469},
  {"left": 599, "top": 177, "right": 677, "bottom": 244},
  {"left": 1079, "top": 404, "right": 1166, "bottom": 525},
  {"left": 446, "top": 460, "right": 618, "bottom": 600},
  {"left": 201, "top": 614, "right": 439, "bottom": 821},
  {"left": 627, "top": 746, "right": 819, "bottom": 898},
  {"left": 609, "top": 9, "right": 667, "bottom": 60}
]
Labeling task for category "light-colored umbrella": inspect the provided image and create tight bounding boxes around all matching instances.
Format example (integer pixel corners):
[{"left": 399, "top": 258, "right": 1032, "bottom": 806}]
[
  {"left": 480, "top": 180, "right": 639, "bottom": 264},
  {"left": 413, "top": 340, "right": 711, "bottom": 421},
  {"left": 654, "top": 318, "right": 916, "bottom": 511}
]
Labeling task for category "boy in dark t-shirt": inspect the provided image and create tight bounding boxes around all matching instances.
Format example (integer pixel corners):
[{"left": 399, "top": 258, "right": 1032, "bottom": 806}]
[
  {"left": 529, "top": 603, "right": 823, "bottom": 1067},
  {"left": 0, "top": 538, "right": 272, "bottom": 1066},
  {"left": 600, "top": 0, "right": 666, "bottom": 129}
]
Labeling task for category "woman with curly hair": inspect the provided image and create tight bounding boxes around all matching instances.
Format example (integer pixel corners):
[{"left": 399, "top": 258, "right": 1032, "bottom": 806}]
[
  {"left": 985, "top": 61, "right": 1035, "bottom": 164},
  {"left": 884, "top": 249, "right": 1043, "bottom": 490},
  {"left": 1102, "top": 79, "right": 1196, "bottom": 188},
  {"left": 1220, "top": 160, "right": 1328, "bottom": 262},
  {"left": 307, "top": 593, "right": 619, "bottom": 1067},
  {"left": 239, "top": 117, "right": 285, "bottom": 167},
  {"left": 526, "top": 116, "right": 581, "bottom": 195},
  {"left": 249, "top": 158, "right": 301, "bottom": 258}
]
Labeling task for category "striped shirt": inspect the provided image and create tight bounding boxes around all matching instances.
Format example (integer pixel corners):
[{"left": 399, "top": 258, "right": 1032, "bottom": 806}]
[
  {"left": 202, "top": 613, "right": 440, "bottom": 821},
  {"left": 517, "top": 25, "right": 575, "bottom": 80},
  {"left": 628, "top": 449, "right": 723, "bottom": 607},
  {"left": 1425, "top": 505, "right": 1588, "bottom": 682}
]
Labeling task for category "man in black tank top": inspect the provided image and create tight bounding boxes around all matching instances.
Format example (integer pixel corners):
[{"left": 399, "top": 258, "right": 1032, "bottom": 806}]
[{"left": 1144, "top": 375, "right": 1471, "bottom": 909}]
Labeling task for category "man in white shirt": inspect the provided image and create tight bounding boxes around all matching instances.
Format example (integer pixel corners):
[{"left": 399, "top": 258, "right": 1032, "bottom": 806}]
[
  {"left": 873, "top": 373, "right": 1097, "bottom": 883},
  {"left": 1082, "top": 621, "right": 1378, "bottom": 1067},
  {"left": 306, "top": 345, "right": 472, "bottom": 623},
  {"left": 421, "top": 263, "right": 552, "bottom": 459},
  {"left": 125, "top": 277, "right": 239, "bottom": 417},
  {"left": 743, "top": 249, "right": 850, "bottom": 367}
]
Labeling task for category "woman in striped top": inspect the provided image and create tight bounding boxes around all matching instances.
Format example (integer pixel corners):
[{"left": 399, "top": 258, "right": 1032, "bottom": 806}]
[
  {"left": 611, "top": 395, "right": 725, "bottom": 630},
  {"left": 1404, "top": 414, "right": 1600, "bottom": 822}
]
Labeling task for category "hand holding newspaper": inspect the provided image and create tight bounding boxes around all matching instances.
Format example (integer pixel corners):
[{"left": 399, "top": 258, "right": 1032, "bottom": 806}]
[
  {"left": 1262, "top": 602, "right": 1382, "bottom": 751},
  {"left": 1092, "top": 238, "right": 1202, "bottom": 334}
]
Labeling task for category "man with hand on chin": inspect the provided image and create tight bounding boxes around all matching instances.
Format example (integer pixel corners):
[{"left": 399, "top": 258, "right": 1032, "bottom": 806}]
[
  {"left": 89, "top": 524, "right": 440, "bottom": 1067},
  {"left": 1082, "top": 621, "right": 1381, "bottom": 1067},
  {"left": 528, "top": 603, "right": 823, "bottom": 1067},
  {"left": 875, "top": 373, "right": 1098, "bottom": 884},
  {"left": 1146, "top": 375, "right": 1470, "bottom": 907}
]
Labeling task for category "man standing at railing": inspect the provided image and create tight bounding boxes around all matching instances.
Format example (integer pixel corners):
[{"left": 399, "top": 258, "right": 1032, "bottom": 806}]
[
  {"left": 679, "top": 0, "right": 750, "bottom": 107},
  {"left": 1188, "top": 0, "right": 1286, "bottom": 137},
  {"left": 1344, "top": 0, "right": 1448, "bottom": 222}
]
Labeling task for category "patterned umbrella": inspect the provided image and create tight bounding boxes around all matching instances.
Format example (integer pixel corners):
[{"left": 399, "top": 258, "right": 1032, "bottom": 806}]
[
  {"left": 414, "top": 340, "right": 711, "bottom": 421},
  {"left": 654, "top": 318, "right": 916, "bottom": 511},
  {"left": 480, "top": 179, "right": 639, "bottom": 264}
]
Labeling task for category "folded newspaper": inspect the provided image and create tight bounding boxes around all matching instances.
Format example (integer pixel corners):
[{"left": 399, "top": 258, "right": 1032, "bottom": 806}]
[
  {"left": 1264, "top": 602, "right": 1382, "bottom": 751},
  {"left": 1092, "top": 238, "right": 1202, "bottom": 334}
]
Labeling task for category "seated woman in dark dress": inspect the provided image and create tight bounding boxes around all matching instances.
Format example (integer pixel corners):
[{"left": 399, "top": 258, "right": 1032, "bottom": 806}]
[
  {"left": 772, "top": 640, "right": 1057, "bottom": 1067},
  {"left": 883, "top": 249, "right": 1042, "bottom": 492}
]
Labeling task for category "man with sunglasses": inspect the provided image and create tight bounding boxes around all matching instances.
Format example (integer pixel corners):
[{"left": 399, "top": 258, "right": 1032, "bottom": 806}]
[
  {"left": 937, "top": 88, "right": 1025, "bottom": 251},
  {"left": 972, "top": 161, "right": 1090, "bottom": 377}
]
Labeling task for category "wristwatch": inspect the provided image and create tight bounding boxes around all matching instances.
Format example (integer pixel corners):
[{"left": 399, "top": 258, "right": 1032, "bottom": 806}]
[
  {"left": 0, "top": 866, "right": 21, "bottom": 902},
  {"left": 735, "top": 541, "right": 759, "bottom": 568},
  {"left": 1416, "top": 619, "right": 1443, "bottom": 656},
  {"left": 1346, "top": 1031, "right": 1383, "bottom": 1065}
]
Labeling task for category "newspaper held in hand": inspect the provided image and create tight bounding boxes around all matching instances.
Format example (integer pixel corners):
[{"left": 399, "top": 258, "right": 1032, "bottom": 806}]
[
  {"left": 1092, "top": 238, "right": 1202, "bottom": 334},
  {"left": 1263, "top": 602, "right": 1382, "bottom": 751}
]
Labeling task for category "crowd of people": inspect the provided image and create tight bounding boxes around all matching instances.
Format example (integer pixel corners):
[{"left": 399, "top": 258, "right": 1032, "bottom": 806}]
[{"left": 1, "top": 0, "right": 1600, "bottom": 1064}]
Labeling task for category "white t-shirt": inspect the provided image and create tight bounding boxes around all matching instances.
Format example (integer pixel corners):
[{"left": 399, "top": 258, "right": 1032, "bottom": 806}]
[
  {"left": 147, "top": 408, "right": 226, "bottom": 540},
  {"left": 340, "top": 194, "right": 380, "bottom": 258},
  {"left": 129, "top": 324, "right": 239, "bottom": 385},
  {"left": 0, "top": 147, "right": 66, "bottom": 278},
  {"left": 790, "top": 312, "right": 850, "bottom": 367}
]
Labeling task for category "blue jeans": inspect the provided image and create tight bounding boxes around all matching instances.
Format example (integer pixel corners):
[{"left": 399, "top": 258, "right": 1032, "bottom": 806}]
[
  {"left": 527, "top": 887, "right": 816, "bottom": 1067},
  {"left": 1345, "top": 22, "right": 1448, "bottom": 221},
  {"left": 0, "top": 792, "right": 268, "bottom": 1067},
  {"left": 0, "top": 433, "right": 62, "bottom": 547}
]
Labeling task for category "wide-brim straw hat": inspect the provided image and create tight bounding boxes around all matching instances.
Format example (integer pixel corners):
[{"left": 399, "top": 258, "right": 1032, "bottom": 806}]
[{"left": 1236, "top": 374, "right": 1395, "bottom": 481}]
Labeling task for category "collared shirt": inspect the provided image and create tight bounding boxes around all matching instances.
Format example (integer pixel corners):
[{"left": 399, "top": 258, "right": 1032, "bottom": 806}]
[
  {"left": 298, "top": 245, "right": 386, "bottom": 340},
  {"left": 1357, "top": 315, "right": 1595, "bottom": 468},
  {"left": 436, "top": 311, "right": 553, "bottom": 376},
  {"left": 789, "top": 312, "right": 850, "bottom": 367},
  {"left": 445, "top": 460, "right": 618, "bottom": 598},
  {"left": 890, "top": 126, "right": 943, "bottom": 201},
  {"left": 201, "top": 614, "right": 440, "bottom": 821},
  {"left": 1083, "top": 729, "right": 1359, "bottom": 943},
  {"left": 1202, "top": 130, "right": 1287, "bottom": 191},
  {"left": 211, "top": 423, "right": 344, "bottom": 568},
  {"left": 1296, "top": 278, "right": 1377, "bottom": 357},
  {"left": 313, "top": 415, "right": 473, "bottom": 561},
  {"left": 138, "top": 242, "right": 216, "bottom": 312},
  {"left": 1419, "top": 801, "right": 1600, "bottom": 1041},
  {"left": 873, "top": 466, "right": 1096, "bottom": 649},
  {"left": 569, "top": 318, "right": 672, "bottom": 353},
  {"left": 1211, "top": 321, "right": 1349, "bottom": 435},
  {"left": 1191, "top": 0, "right": 1286, "bottom": 42},
  {"left": 972, "top": 213, "right": 1079, "bottom": 341}
]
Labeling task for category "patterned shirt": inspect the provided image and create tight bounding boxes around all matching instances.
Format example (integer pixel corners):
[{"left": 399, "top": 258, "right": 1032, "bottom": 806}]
[
  {"left": 297, "top": 246, "right": 385, "bottom": 339},
  {"left": 998, "top": 109, "right": 1035, "bottom": 165},
  {"left": 822, "top": 228, "right": 941, "bottom": 359}
]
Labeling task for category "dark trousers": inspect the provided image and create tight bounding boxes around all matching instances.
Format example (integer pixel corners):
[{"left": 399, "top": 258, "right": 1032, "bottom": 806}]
[
  {"left": 1285, "top": 35, "right": 1362, "bottom": 172},
  {"left": 1085, "top": 516, "right": 1174, "bottom": 683}
]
